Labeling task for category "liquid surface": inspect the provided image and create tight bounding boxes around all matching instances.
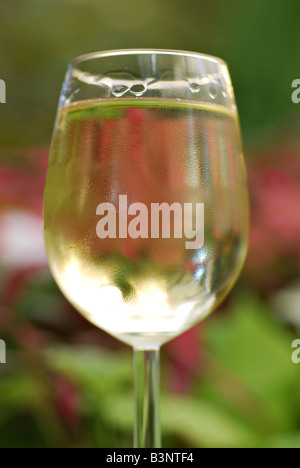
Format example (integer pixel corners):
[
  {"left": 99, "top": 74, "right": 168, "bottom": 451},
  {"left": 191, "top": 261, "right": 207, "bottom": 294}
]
[{"left": 44, "top": 98, "right": 248, "bottom": 347}]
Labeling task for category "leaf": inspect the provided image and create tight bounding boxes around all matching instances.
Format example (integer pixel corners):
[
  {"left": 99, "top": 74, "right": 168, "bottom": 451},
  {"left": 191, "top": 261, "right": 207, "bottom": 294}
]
[
  {"left": 46, "top": 346, "right": 132, "bottom": 395},
  {"left": 104, "top": 392, "right": 261, "bottom": 448},
  {"left": 204, "top": 291, "right": 300, "bottom": 430},
  {"left": 0, "top": 375, "right": 43, "bottom": 412},
  {"left": 269, "top": 432, "right": 300, "bottom": 448}
]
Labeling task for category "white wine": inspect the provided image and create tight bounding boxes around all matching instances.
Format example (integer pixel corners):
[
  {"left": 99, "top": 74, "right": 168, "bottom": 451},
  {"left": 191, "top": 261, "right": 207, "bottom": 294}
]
[{"left": 44, "top": 98, "right": 248, "bottom": 347}]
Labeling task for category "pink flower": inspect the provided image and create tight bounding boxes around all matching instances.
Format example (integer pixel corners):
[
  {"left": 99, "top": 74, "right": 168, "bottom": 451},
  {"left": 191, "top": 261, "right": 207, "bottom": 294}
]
[
  {"left": 166, "top": 326, "right": 202, "bottom": 393},
  {"left": 0, "top": 148, "right": 49, "bottom": 302},
  {"left": 245, "top": 147, "right": 300, "bottom": 289}
]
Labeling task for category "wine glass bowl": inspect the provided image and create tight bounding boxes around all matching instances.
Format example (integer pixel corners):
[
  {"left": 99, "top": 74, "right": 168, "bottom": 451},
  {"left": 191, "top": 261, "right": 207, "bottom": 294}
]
[{"left": 43, "top": 49, "right": 249, "bottom": 447}]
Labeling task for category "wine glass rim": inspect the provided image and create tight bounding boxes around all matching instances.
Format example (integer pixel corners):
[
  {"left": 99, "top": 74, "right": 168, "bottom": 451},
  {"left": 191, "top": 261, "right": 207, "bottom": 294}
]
[{"left": 70, "top": 49, "right": 227, "bottom": 68}]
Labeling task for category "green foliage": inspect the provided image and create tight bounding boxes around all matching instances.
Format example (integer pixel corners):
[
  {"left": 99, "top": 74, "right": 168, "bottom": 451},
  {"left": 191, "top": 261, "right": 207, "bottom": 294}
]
[
  {"left": 2, "top": 289, "right": 299, "bottom": 447},
  {"left": 205, "top": 292, "right": 299, "bottom": 430},
  {"left": 1, "top": 0, "right": 300, "bottom": 448},
  {"left": 0, "top": 0, "right": 300, "bottom": 147},
  {"left": 41, "top": 292, "right": 299, "bottom": 447}
]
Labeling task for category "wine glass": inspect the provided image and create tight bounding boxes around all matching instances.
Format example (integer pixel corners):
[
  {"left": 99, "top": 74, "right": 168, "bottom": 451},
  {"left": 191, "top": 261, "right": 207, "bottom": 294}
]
[{"left": 43, "top": 49, "right": 249, "bottom": 448}]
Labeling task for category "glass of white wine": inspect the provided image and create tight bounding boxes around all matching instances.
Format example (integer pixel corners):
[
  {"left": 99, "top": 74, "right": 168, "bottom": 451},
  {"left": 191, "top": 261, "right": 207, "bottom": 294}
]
[{"left": 44, "top": 49, "right": 249, "bottom": 448}]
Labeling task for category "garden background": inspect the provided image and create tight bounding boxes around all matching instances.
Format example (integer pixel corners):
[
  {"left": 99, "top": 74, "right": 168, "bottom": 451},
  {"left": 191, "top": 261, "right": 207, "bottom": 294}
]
[{"left": 0, "top": 0, "right": 300, "bottom": 448}]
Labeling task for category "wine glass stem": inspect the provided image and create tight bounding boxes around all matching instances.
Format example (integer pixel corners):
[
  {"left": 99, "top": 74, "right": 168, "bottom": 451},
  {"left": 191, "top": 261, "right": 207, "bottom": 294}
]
[{"left": 134, "top": 347, "right": 161, "bottom": 448}]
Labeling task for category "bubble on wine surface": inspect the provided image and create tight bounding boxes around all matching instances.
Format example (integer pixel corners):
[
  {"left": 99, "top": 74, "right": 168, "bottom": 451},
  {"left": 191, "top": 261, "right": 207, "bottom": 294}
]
[
  {"left": 111, "top": 85, "right": 129, "bottom": 97},
  {"left": 208, "top": 84, "right": 218, "bottom": 99},
  {"left": 189, "top": 82, "right": 201, "bottom": 93},
  {"left": 130, "top": 84, "right": 147, "bottom": 96}
]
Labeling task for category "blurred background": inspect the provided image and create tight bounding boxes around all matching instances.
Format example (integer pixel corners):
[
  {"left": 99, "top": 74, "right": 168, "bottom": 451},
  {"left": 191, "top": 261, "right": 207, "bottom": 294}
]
[{"left": 1, "top": 0, "right": 300, "bottom": 448}]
